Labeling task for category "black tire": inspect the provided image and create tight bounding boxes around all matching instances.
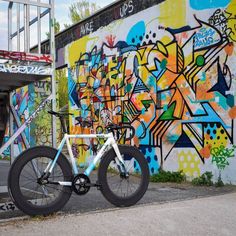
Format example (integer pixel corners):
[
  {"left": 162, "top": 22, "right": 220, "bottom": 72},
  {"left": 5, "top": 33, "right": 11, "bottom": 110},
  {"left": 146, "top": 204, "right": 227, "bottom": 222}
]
[
  {"left": 98, "top": 145, "right": 149, "bottom": 207},
  {"left": 8, "top": 146, "right": 73, "bottom": 216}
]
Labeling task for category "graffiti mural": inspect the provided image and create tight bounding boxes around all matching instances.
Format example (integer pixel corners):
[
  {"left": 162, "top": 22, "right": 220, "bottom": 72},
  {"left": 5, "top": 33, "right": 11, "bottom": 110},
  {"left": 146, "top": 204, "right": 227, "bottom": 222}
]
[
  {"left": 0, "top": 81, "right": 56, "bottom": 158},
  {"left": 12, "top": 85, "right": 31, "bottom": 155},
  {"left": 66, "top": 0, "right": 236, "bottom": 183}
]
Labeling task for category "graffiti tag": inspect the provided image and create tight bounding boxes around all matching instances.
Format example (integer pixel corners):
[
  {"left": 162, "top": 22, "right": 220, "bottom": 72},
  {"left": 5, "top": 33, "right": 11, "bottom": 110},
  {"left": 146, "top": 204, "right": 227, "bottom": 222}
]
[
  {"left": 0, "top": 50, "right": 52, "bottom": 63},
  {"left": 80, "top": 21, "right": 94, "bottom": 37},
  {"left": 209, "top": 9, "right": 228, "bottom": 36},
  {"left": 0, "top": 202, "right": 16, "bottom": 212},
  {"left": 35, "top": 81, "right": 51, "bottom": 94},
  {"left": 211, "top": 145, "right": 235, "bottom": 169},
  {"left": 209, "top": 9, "right": 236, "bottom": 42},
  {"left": 194, "top": 27, "right": 220, "bottom": 49},
  {"left": 120, "top": 0, "right": 134, "bottom": 18},
  {"left": 0, "top": 64, "right": 52, "bottom": 75}
]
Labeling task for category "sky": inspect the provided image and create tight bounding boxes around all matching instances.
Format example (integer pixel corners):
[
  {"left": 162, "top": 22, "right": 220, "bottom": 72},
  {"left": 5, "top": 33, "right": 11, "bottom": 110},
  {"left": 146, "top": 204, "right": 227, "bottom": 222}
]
[{"left": 0, "top": 0, "right": 116, "bottom": 50}]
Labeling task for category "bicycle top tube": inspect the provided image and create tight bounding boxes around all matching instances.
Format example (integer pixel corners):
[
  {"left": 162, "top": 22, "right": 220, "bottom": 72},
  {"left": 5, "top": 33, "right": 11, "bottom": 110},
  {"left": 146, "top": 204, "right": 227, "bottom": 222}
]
[{"left": 65, "top": 133, "right": 114, "bottom": 139}]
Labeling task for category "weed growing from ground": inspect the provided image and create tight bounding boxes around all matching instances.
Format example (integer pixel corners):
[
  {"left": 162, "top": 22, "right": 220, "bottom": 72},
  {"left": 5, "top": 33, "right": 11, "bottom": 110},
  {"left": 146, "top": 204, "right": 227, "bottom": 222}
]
[
  {"left": 150, "top": 170, "right": 186, "bottom": 183},
  {"left": 215, "top": 174, "right": 224, "bottom": 187},
  {"left": 191, "top": 172, "right": 213, "bottom": 186}
]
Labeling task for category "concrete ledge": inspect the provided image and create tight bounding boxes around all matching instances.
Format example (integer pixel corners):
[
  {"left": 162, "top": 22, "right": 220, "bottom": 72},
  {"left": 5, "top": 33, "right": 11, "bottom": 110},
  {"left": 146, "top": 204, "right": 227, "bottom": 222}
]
[
  {"left": 0, "top": 186, "right": 8, "bottom": 195},
  {"left": 0, "top": 186, "right": 8, "bottom": 192},
  {"left": 0, "top": 186, "right": 8, "bottom": 198}
]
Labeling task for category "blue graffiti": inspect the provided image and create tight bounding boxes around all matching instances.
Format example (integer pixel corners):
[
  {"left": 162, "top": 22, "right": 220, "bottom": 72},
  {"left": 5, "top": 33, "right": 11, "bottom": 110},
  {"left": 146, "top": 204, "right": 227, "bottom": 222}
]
[
  {"left": 139, "top": 146, "right": 159, "bottom": 174},
  {"left": 126, "top": 21, "right": 146, "bottom": 46},
  {"left": 190, "top": 0, "right": 230, "bottom": 10},
  {"left": 194, "top": 27, "right": 220, "bottom": 49}
]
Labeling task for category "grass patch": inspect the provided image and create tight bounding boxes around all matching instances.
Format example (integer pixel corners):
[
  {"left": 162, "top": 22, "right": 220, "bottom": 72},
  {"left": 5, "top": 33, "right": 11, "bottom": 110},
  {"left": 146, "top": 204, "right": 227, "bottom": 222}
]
[
  {"left": 192, "top": 172, "right": 213, "bottom": 186},
  {"left": 150, "top": 170, "right": 186, "bottom": 183},
  {"left": 0, "top": 156, "right": 10, "bottom": 161},
  {"left": 150, "top": 170, "right": 225, "bottom": 187}
]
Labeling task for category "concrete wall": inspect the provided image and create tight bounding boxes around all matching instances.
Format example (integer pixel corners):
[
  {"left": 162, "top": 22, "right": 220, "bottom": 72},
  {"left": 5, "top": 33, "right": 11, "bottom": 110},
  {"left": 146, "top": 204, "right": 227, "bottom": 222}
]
[{"left": 65, "top": 0, "right": 236, "bottom": 183}]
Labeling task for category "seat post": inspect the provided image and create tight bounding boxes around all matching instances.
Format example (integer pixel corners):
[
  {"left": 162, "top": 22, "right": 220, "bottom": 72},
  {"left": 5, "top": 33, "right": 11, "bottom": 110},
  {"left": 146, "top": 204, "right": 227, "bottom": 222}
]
[{"left": 59, "top": 117, "right": 67, "bottom": 134}]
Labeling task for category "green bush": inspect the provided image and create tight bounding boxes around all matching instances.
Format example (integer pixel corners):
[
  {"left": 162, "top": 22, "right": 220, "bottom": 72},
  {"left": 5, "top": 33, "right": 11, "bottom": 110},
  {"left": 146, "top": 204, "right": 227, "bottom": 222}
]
[
  {"left": 192, "top": 172, "right": 213, "bottom": 186},
  {"left": 150, "top": 170, "right": 186, "bottom": 183}
]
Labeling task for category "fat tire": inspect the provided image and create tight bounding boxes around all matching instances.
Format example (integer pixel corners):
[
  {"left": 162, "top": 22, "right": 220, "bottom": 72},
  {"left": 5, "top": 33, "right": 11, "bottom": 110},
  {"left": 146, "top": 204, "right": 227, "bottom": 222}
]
[
  {"left": 98, "top": 145, "right": 149, "bottom": 207},
  {"left": 8, "top": 146, "right": 73, "bottom": 216}
]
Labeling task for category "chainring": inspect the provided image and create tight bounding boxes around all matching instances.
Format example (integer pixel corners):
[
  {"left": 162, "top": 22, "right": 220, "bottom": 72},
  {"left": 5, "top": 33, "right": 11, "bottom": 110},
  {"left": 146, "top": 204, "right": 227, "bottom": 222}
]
[{"left": 72, "top": 174, "right": 91, "bottom": 195}]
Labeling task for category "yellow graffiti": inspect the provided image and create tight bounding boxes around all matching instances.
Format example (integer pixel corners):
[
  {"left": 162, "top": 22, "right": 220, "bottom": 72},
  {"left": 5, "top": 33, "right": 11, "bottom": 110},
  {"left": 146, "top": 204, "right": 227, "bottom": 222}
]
[
  {"left": 204, "top": 126, "right": 229, "bottom": 149},
  {"left": 226, "top": 1, "right": 236, "bottom": 42},
  {"left": 178, "top": 150, "right": 201, "bottom": 177},
  {"left": 67, "top": 35, "right": 90, "bottom": 67},
  {"left": 159, "top": 0, "right": 186, "bottom": 28}
]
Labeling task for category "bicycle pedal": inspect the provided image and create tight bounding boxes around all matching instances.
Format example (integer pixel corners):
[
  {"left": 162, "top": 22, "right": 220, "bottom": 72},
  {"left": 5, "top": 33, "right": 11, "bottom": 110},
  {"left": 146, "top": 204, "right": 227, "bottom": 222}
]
[{"left": 95, "top": 181, "right": 101, "bottom": 190}]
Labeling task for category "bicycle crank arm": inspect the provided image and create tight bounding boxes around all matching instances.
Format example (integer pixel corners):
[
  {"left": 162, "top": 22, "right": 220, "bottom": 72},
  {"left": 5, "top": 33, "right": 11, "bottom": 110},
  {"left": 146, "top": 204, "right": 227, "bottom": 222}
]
[{"left": 84, "top": 182, "right": 101, "bottom": 188}]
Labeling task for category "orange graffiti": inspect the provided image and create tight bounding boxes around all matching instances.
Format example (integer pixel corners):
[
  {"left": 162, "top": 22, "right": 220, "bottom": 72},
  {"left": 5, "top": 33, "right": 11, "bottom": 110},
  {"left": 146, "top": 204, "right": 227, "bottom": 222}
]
[
  {"left": 200, "top": 145, "right": 211, "bottom": 159},
  {"left": 229, "top": 106, "right": 236, "bottom": 119},
  {"left": 224, "top": 42, "right": 234, "bottom": 56}
]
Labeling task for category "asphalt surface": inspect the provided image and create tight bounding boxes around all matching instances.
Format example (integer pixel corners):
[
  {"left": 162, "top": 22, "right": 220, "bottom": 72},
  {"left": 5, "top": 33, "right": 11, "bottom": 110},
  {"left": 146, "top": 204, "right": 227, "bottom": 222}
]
[
  {"left": 1, "top": 159, "right": 236, "bottom": 222},
  {"left": 0, "top": 160, "right": 9, "bottom": 186},
  {"left": 1, "top": 192, "right": 236, "bottom": 236}
]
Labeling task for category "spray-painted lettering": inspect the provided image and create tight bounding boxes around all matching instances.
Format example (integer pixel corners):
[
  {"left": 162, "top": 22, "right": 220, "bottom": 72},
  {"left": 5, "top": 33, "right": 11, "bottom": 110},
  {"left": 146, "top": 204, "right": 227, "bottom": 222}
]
[
  {"left": 0, "top": 64, "right": 52, "bottom": 75},
  {"left": 0, "top": 202, "right": 16, "bottom": 212},
  {"left": 120, "top": 0, "right": 134, "bottom": 18},
  {"left": 0, "top": 50, "right": 52, "bottom": 63},
  {"left": 80, "top": 21, "right": 94, "bottom": 37}
]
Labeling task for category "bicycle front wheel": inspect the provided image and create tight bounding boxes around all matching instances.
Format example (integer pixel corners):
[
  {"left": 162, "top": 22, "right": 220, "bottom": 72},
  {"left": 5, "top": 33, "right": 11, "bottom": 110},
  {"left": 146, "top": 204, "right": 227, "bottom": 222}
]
[
  {"left": 8, "top": 146, "right": 73, "bottom": 216},
  {"left": 98, "top": 145, "right": 149, "bottom": 207}
]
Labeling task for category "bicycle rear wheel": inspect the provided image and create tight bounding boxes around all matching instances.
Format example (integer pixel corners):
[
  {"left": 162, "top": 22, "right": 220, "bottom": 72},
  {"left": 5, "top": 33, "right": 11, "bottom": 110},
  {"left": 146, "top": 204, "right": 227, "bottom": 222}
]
[
  {"left": 8, "top": 146, "right": 73, "bottom": 216},
  {"left": 98, "top": 145, "right": 149, "bottom": 207}
]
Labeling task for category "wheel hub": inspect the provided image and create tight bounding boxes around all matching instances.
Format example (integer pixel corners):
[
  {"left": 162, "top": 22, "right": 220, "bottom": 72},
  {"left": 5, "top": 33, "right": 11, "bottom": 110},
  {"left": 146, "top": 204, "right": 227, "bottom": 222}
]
[
  {"left": 37, "top": 177, "right": 48, "bottom": 185},
  {"left": 120, "top": 172, "right": 129, "bottom": 179}
]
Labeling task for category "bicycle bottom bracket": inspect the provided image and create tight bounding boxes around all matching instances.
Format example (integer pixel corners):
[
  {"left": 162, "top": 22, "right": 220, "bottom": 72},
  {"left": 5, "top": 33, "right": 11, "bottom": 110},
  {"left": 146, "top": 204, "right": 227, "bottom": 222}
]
[{"left": 72, "top": 174, "right": 91, "bottom": 195}]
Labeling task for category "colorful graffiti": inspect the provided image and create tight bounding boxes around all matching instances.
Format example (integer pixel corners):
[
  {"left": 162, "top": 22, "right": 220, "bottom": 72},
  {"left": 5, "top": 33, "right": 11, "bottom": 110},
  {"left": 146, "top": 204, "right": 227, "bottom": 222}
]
[
  {"left": 0, "top": 81, "right": 57, "bottom": 157},
  {"left": 66, "top": 0, "right": 236, "bottom": 183},
  {"left": 11, "top": 85, "right": 31, "bottom": 155}
]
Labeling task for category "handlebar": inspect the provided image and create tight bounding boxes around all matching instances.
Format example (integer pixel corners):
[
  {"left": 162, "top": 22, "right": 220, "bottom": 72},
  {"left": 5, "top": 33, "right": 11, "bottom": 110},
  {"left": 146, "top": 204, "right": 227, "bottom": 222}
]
[
  {"left": 106, "top": 124, "right": 135, "bottom": 141},
  {"left": 48, "top": 111, "right": 135, "bottom": 141},
  {"left": 75, "top": 117, "right": 93, "bottom": 128}
]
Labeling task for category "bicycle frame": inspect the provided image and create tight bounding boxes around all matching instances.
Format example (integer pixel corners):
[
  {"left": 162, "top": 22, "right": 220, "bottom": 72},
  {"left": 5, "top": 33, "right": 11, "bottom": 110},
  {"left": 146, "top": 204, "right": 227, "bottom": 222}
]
[{"left": 45, "top": 132, "right": 125, "bottom": 186}]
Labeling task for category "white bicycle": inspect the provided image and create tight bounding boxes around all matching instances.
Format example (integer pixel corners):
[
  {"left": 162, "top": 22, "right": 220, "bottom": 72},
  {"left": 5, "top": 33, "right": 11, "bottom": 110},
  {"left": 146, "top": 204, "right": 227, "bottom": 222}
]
[{"left": 8, "top": 111, "right": 149, "bottom": 216}]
